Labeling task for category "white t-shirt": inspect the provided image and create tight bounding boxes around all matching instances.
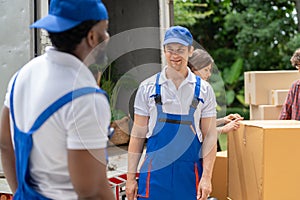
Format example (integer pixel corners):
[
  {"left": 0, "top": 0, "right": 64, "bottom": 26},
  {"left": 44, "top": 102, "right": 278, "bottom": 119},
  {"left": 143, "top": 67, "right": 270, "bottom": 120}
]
[
  {"left": 134, "top": 66, "right": 217, "bottom": 142},
  {"left": 4, "top": 47, "right": 110, "bottom": 200}
]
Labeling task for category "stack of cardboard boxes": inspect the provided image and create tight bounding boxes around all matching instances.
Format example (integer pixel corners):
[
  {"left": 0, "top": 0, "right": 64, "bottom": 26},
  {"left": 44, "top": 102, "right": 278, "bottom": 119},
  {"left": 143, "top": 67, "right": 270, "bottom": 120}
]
[
  {"left": 211, "top": 151, "right": 228, "bottom": 200},
  {"left": 226, "top": 70, "right": 300, "bottom": 200},
  {"left": 244, "top": 70, "right": 299, "bottom": 119},
  {"left": 227, "top": 120, "right": 300, "bottom": 200}
]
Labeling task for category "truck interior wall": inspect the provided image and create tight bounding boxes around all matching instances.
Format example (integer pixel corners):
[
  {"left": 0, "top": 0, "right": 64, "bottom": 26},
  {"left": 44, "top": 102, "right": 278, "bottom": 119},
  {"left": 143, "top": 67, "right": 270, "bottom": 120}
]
[
  {"left": 0, "top": 0, "right": 34, "bottom": 105},
  {"left": 102, "top": 0, "right": 162, "bottom": 117}
]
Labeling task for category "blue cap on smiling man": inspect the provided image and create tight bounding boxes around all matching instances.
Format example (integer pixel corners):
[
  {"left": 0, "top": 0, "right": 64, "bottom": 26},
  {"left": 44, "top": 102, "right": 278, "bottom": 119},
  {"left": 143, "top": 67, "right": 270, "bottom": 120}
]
[
  {"left": 30, "top": 0, "right": 108, "bottom": 33},
  {"left": 163, "top": 26, "right": 193, "bottom": 46}
]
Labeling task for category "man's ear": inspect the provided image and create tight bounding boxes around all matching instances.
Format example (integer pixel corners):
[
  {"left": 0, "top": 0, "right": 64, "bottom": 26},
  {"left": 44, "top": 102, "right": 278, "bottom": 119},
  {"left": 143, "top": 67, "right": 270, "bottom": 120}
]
[
  {"left": 86, "top": 30, "right": 99, "bottom": 48},
  {"left": 188, "top": 46, "right": 194, "bottom": 57},
  {"left": 163, "top": 45, "right": 167, "bottom": 54}
]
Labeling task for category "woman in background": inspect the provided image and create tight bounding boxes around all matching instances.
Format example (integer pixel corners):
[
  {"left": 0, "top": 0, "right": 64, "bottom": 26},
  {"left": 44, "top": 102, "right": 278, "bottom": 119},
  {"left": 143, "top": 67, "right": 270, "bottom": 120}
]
[{"left": 188, "top": 48, "right": 243, "bottom": 151}]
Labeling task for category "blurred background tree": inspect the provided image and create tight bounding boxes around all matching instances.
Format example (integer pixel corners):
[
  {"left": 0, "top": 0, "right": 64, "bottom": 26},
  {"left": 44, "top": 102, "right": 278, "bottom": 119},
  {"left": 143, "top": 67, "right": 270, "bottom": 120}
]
[{"left": 174, "top": 0, "right": 300, "bottom": 120}]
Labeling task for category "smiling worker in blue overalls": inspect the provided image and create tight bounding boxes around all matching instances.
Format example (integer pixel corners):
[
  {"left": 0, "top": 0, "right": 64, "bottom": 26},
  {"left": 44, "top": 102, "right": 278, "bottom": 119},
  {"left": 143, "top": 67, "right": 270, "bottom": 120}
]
[{"left": 126, "top": 26, "right": 218, "bottom": 200}]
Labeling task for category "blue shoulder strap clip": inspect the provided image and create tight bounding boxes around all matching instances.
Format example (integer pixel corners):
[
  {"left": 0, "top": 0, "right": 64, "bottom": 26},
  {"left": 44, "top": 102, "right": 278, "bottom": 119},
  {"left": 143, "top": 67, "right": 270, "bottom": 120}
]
[
  {"left": 191, "top": 76, "right": 204, "bottom": 108},
  {"left": 150, "top": 73, "right": 162, "bottom": 105}
]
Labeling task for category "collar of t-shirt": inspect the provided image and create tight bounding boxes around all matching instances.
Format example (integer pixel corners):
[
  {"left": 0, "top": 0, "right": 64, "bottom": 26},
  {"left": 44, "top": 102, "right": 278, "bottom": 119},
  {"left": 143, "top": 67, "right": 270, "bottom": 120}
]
[
  {"left": 45, "top": 46, "right": 85, "bottom": 70},
  {"left": 159, "top": 66, "right": 197, "bottom": 86}
]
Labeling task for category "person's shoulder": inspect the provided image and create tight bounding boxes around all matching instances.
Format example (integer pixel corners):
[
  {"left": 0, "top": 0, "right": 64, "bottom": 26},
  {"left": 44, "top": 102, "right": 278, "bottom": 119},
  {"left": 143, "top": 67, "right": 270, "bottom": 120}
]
[
  {"left": 22, "top": 54, "right": 46, "bottom": 72},
  {"left": 198, "top": 77, "right": 212, "bottom": 88},
  {"left": 136, "top": 73, "right": 160, "bottom": 97},
  {"left": 13, "top": 55, "right": 46, "bottom": 82},
  {"left": 139, "top": 73, "right": 159, "bottom": 87},
  {"left": 191, "top": 73, "right": 209, "bottom": 86},
  {"left": 289, "top": 79, "right": 300, "bottom": 89}
]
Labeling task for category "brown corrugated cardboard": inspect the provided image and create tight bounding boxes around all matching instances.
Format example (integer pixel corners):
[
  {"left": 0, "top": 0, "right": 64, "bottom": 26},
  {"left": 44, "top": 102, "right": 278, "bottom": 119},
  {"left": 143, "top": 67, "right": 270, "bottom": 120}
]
[
  {"left": 250, "top": 105, "right": 282, "bottom": 120},
  {"left": 269, "top": 89, "right": 289, "bottom": 105},
  {"left": 228, "top": 120, "right": 300, "bottom": 200},
  {"left": 211, "top": 151, "right": 228, "bottom": 200},
  {"left": 244, "top": 70, "right": 299, "bottom": 105}
]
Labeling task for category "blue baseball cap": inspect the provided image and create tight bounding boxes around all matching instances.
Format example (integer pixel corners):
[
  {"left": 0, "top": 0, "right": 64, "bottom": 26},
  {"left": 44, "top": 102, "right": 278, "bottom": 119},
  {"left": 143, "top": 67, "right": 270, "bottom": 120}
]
[
  {"left": 30, "top": 0, "right": 108, "bottom": 33},
  {"left": 163, "top": 26, "right": 193, "bottom": 46}
]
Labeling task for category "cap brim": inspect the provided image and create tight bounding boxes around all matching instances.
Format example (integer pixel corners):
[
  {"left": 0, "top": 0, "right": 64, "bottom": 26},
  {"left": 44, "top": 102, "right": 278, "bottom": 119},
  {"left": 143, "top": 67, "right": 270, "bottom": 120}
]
[
  {"left": 163, "top": 38, "right": 190, "bottom": 46},
  {"left": 30, "top": 14, "right": 81, "bottom": 33}
]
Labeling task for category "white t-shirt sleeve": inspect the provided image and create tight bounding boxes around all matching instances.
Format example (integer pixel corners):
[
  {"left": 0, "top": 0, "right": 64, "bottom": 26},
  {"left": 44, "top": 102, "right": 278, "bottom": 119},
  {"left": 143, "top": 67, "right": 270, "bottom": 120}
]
[
  {"left": 134, "top": 84, "right": 151, "bottom": 117},
  {"left": 65, "top": 93, "right": 110, "bottom": 150},
  {"left": 200, "top": 82, "right": 217, "bottom": 118}
]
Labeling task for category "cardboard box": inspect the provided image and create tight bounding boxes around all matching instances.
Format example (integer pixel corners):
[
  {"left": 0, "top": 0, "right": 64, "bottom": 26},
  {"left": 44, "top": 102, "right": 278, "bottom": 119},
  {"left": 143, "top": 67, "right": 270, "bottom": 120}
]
[
  {"left": 244, "top": 70, "right": 299, "bottom": 105},
  {"left": 269, "top": 89, "right": 289, "bottom": 105},
  {"left": 228, "top": 120, "right": 300, "bottom": 200},
  {"left": 250, "top": 105, "right": 282, "bottom": 120},
  {"left": 211, "top": 151, "right": 228, "bottom": 200}
]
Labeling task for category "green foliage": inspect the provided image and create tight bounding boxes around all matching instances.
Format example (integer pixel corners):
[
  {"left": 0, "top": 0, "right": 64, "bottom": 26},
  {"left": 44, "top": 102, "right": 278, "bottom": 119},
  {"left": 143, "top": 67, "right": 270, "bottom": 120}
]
[
  {"left": 111, "top": 109, "right": 127, "bottom": 122},
  {"left": 222, "top": 1, "right": 297, "bottom": 71},
  {"left": 223, "top": 58, "right": 243, "bottom": 85},
  {"left": 109, "top": 72, "right": 139, "bottom": 121},
  {"left": 94, "top": 64, "right": 126, "bottom": 121},
  {"left": 221, "top": 57, "right": 247, "bottom": 117},
  {"left": 226, "top": 106, "right": 250, "bottom": 120},
  {"left": 174, "top": 0, "right": 298, "bottom": 119},
  {"left": 280, "top": 33, "right": 300, "bottom": 69},
  {"left": 100, "top": 64, "right": 115, "bottom": 100},
  {"left": 174, "top": 0, "right": 213, "bottom": 26}
]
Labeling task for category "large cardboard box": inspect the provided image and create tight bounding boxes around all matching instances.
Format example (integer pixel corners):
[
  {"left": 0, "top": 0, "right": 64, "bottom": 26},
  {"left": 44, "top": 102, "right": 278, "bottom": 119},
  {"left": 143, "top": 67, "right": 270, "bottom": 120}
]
[
  {"left": 211, "top": 151, "right": 228, "bottom": 200},
  {"left": 269, "top": 89, "right": 289, "bottom": 105},
  {"left": 228, "top": 120, "right": 300, "bottom": 200},
  {"left": 250, "top": 104, "right": 282, "bottom": 120},
  {"left": 244, "top": 70, "right": 299, "bottom": 105}
]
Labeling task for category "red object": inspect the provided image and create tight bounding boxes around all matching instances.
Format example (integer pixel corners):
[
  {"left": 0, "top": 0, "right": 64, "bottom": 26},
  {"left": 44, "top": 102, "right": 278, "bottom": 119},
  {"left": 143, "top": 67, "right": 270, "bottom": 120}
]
[
  {"left": 0, "top": 193, "right": 13, "bottom": 200},
  {"left": 0, "top": 173, "right": 139, "bottom": 200},
  {"left": 109, "top": 173, "right": 139, "bottom": 200}
]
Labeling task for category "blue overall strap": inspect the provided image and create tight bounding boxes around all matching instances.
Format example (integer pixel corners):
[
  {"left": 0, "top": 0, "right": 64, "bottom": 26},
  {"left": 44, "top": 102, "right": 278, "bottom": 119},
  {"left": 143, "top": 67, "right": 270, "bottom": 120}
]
[
  {"left": 194, "top": 76, "right": 201, "bottom": 99},
  {"left": 10, "top": 74, "right": 108, "bottom": 199},
  {"left": 9, "top": 72, "right": 109, "bottom": 130},
  {"left": 150, "top": 73, "right": 162, "bottom": 104},
  {"left": 9, "top": 72, "right": 19, "bottom": 126},
  {"left": 29, "top": 87, "right": 108, "bottom": 132},
  {"left": 191, "top": 76, "right": 204, "bottom": 108},
  {"left": 155, "top": 73, "right": 161, "bottom": 96},
  {"left": 10, "top": 72, "right": 51, "bottom": 199}
]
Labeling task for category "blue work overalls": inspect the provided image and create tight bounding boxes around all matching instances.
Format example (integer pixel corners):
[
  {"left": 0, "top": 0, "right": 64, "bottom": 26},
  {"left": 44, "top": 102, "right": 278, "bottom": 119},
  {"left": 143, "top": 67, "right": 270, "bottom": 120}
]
[
  {"left": 137, "top": 73, "right": 204, "bottom": 200},
  {"left": 10, "top": 74, "right": 108, "bottom": 200}
]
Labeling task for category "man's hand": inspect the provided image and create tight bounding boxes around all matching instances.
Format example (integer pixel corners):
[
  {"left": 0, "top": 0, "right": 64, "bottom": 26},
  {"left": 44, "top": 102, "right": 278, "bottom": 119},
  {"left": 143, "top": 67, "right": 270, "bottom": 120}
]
[
  {"left": 197, "top": 177, "right": 212, "bottom": 200},
  {"left": 126, "top": 178, "right": 138, "bottom": 200}
]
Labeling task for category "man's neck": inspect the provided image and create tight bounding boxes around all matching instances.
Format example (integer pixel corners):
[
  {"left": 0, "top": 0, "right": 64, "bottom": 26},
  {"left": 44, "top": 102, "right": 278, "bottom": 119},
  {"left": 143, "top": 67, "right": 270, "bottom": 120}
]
[{"left": 165, "top": 66, "right": 188, "bottom": 89}]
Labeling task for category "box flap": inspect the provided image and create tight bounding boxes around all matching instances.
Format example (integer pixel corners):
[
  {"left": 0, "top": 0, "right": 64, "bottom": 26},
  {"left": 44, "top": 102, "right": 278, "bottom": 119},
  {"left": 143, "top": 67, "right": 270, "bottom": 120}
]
[{"left": 241, "top": 120, "right": 300, "bottom": 128}]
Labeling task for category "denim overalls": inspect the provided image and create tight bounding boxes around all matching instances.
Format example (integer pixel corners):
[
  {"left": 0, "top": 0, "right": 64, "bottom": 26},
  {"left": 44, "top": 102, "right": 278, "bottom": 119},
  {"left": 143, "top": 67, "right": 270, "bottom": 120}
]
[
  {"left": 10, "top": 74, "right": 108, "bottom": 200},
  {"left": 137, "top": 73, "right": 204, "bottom": 200}
]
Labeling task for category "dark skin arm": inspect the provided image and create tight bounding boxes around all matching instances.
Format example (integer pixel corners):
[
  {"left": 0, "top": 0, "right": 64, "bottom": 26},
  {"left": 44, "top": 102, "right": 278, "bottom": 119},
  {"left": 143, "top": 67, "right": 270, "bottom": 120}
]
[
  {"left": 68, "top": 149, "right": 115, "bottom": 200},
  {"left": 0, "top": 106, "right": 17, "bottom": 193}
]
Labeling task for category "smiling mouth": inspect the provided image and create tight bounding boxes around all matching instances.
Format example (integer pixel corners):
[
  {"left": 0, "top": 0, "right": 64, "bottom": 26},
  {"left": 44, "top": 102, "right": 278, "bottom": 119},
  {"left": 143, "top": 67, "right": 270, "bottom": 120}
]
[{"left": 171, "top": 60, "right": 181, "bottom": 64}]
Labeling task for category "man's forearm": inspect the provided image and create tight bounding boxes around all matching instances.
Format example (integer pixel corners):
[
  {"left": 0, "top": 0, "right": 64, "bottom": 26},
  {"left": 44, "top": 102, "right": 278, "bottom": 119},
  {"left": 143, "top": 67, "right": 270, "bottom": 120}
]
[
  {"left": 1, "top": 147, "right": 17, "bottom": 193},
  {"left": 127, "top": 137, "right": 145, "bottom": 180},
  {"left": 200, "top": 117, "right": 217, "bottom": 180},
  {"left": 201, "top": 144, "right": 217, "bottom": 180},
  {"left": 0, "top": 107, "right": 17, "bottom": 193}
]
